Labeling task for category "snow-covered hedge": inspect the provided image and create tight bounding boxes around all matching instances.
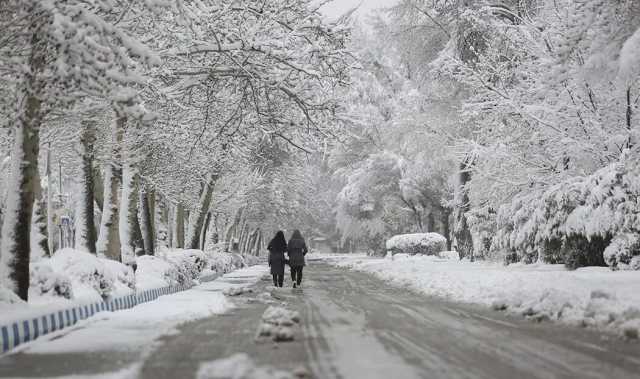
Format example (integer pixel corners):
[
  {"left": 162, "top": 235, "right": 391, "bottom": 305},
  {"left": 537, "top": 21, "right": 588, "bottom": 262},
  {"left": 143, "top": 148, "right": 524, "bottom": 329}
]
[
  {"left": 157, "top": 249, "right": 208, "bottom": 284},
  {"left": 10, "top": 248, "right": 261, "bottom": 304},
  {"left": 203, "top": 243, "right": 261, "bottom": 274},
  {"left": 136, "top": 255, "right": 182, "bottom": 290},
  {"left": 496, "top": 155, "right": 640, "bottom": 270},
  {"left": 386, "top": 233, "right": 447, "bottom": 256},
  {"left": 603, "top": 233, "right": 640, "bottom": 271},
  {"left": 29, "top": 263, "right": 73, "bottom": 299},
  {"left": 137, "top": 248, "right": 259, "bottom": 289},
  {"left": 28, "top": 249, "right": 135, "bottom": 302}
]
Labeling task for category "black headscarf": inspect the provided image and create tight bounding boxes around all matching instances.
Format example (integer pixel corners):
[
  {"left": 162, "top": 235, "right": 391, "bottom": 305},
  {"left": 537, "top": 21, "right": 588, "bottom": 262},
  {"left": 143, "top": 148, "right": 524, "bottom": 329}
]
[
  {"left": 269, "top": 230, "right": 287, "bottom": 252},
  {"left": 288, "top": 229, "right": 305, "bottom": 246}
]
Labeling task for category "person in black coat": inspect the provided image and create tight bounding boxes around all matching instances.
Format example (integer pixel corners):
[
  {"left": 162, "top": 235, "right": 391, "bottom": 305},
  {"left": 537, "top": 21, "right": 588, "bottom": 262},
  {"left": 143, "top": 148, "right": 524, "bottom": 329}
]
[
  {"left": 267, "top": 231, "right": 287, "bottom": 287},
  {"left": 287, "top": 230, "right": 308, "bottom": 288}
]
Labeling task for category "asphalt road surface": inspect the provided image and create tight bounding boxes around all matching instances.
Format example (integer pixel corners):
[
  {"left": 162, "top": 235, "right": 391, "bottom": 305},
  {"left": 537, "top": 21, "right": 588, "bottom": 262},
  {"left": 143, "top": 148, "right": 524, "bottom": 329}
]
[{"left": 1, "top": 261, "right": 639, "bottom": 378}]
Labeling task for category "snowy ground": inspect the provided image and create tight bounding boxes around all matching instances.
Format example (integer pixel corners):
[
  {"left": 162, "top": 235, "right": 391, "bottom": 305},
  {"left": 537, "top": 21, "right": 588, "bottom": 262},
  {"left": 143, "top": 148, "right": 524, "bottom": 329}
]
[
  {"left": 317, "top": 253, "right": 640, "bottom": 338},
  {"left": 4, "top": 265, "right": 267, "bottom": 378}
]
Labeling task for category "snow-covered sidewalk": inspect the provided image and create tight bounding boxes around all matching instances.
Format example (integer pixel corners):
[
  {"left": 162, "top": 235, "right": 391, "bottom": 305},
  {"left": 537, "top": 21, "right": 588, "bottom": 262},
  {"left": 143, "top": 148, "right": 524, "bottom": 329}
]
[
  {"left": 319, "top": 254, "right": 640, "bottom": 338},
  {"left": 6, "top": 265, "right": 267, "bottom": 377}
]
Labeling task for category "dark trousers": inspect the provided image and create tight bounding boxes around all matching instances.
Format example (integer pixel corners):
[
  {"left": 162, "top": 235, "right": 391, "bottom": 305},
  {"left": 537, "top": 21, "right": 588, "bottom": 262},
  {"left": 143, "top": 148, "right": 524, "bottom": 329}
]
[
  {"left": 290, "top": 266, "right": 303, "bottom": 285},
  {"left": 272, "top": 274, "right": 283, "bottom": 287}
]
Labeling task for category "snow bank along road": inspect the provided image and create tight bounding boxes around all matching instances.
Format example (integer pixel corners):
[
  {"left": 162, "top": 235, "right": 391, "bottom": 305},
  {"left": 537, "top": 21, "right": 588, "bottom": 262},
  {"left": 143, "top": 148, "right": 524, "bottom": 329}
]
[{"left": 1, "top": 262, "right": 639, "bottom": 378}]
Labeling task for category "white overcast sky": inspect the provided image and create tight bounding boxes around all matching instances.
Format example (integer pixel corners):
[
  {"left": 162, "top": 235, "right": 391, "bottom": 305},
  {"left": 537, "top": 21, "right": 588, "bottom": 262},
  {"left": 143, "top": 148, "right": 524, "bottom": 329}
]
[{"left": 320, "top": 0, "right": 399, "bottom": 20}]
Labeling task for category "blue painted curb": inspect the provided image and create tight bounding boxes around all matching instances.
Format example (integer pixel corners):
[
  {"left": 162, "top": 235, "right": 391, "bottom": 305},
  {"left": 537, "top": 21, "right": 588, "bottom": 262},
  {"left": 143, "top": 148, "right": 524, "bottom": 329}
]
[{"left": 0, "top": 282, "right": 193, "bottom": 355}]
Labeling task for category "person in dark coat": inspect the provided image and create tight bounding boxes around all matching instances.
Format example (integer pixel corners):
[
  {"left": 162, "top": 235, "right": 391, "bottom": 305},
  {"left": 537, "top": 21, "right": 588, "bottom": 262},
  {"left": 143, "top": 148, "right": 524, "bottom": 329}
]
[
  {"left": 287, "top": 230, "right": 308, "bottom": 288},
  {"left": 267, "top": 231, "right": 287, "bottom": 287}
]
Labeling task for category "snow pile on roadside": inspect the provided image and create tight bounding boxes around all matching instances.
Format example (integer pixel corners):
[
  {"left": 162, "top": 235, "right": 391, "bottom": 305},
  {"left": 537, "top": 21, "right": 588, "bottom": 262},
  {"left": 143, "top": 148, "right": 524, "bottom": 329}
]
[
  {"left": 385, "top": 233, "right": 447, "bottom": 256},
  {"left": 261, "top": 306, "right": 300, "bottom": 326},
  {"left": 326, "top": 254, "right": 640, "bottom": 337},
  {"left": 29, "top": 249, "right": 134, "bottom": 303},
  {"left": 197, "top": 353, "right": 296, "bottom": 379},
  {"left": 223, "top": 286, "right": 254, "bottom": 297}
]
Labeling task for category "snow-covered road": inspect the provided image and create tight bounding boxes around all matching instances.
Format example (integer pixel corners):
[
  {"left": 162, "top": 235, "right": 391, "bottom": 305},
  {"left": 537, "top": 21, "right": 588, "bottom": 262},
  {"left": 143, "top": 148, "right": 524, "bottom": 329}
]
[
  {"left": 1, "top": 262, "right": 639, "bottom": 378},
  {"left": 301, "top": 263, "right": 640, "bottom": 379}
]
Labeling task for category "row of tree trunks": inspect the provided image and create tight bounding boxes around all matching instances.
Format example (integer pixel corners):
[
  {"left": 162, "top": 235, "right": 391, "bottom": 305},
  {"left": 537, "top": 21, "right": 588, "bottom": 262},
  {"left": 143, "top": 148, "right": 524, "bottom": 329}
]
[
  {"left": 242, "top": 229, "right": 250, "bottom": 255},
  {"left": 1, "top": 97, "right": 238, "bottom": 301},
  {"left": 225, "top": 208, "right": 243, "bottom": 252},
  {"left": 237, "top": 222, "right": 248, "bottom": 253},
  {"left": 253, "top": 230, "right": 263, "bottom": 256}
]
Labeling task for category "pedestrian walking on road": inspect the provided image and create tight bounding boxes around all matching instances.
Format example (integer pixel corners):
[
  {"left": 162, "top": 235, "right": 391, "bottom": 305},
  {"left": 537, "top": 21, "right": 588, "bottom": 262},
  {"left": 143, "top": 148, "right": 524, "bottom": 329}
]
[
  {"left": 267, "top": 231, "right": 287, "bottom": 287},
  {"left": 287, "top": 229, "right": 308, "bottom": 288}
]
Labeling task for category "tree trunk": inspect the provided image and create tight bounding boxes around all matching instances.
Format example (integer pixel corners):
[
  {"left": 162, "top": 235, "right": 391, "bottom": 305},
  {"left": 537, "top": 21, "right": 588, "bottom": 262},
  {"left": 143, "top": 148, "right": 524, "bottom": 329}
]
[
  {"left": 172, "top": 203, "right": 185, "bottom": 248},
  {"left": 241, "top": 228, "right": 251, "bottom": 255},
  {"left": 75, "top": 121, "right": 97, "bottom": 254},
  {"left": 92, "top": 165, "right": 104, "bottom": 211},
  {"left": 139, "top": 187, "right": 155, "bottom": 255},
  {"left": 0, "top": 28, "right": 46, "bottom": 300},
  {"left": 441, "top": 208, "right": 452, "bottom": 251},
  {"left": 149, "top": 193, "right": 156, "bottom": 235},
  {"left": 31, "top": 171, "right": 49, "bottom": 260},
  {"left": 158, "top": 199, "right": 169, "bottom": 249},
  {"left": 246, "top": 228, "right": 256, "bottom": 255},
  {"left": 254, "top": 230, "right": 262, "bottom": 256},
  {"left": 119, "top": 162, "right": 139, "bottom": 262},
  {"left": 453, "top": 159, "right": 474, "bottom": 260},
  {"left": 224, "top": 218, "right": 237, "bottom": 252},
  {"left": 131, "top": 200, "right": 144, "bottom": 256},
  {"left": 46, "top": 146, "right": 54, "bottom": 256},
  {"left": 97, "top": 113, "right": 125, "bottom": 261},
  {"left": 248, "top": 229, "right": 259, "bottom": 255},
  {"left": 427, "top": 212, "right": 435, "bottom": 233},
  {"left": 167, "top": 207, "right": 173, "bottom": 248},
  {"left": 200, "top": 212, "right": 211, "bottom": 250},
  {"left": 228, "top": 208, "right": 244, "bottom": 251},
  {"left": 0, "top": 156, "right": 10, "bottom": 237},
  {"left": 186, "top": 174, "right": 217, "bottom": 249},
  {"left": 237, "top": 222, "right": 248, "bottom": 254},
  {"left": 207, "top": 213, "right": 220, "bottom": 248}
]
